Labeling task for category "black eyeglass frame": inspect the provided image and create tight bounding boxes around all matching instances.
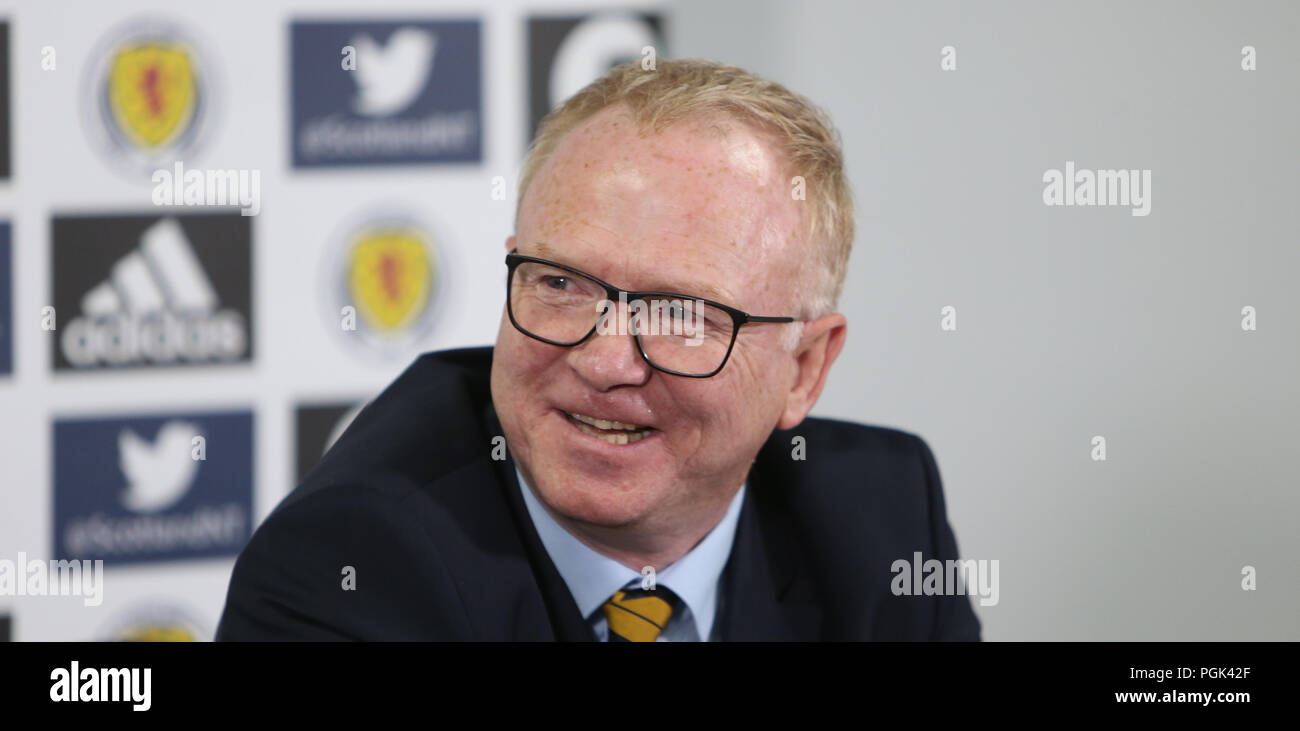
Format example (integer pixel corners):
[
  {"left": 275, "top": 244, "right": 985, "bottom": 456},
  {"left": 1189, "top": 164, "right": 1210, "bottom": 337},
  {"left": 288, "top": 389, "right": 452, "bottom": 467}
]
[{"left": 505, "top": 251, "right": 797, "bottom": 378}]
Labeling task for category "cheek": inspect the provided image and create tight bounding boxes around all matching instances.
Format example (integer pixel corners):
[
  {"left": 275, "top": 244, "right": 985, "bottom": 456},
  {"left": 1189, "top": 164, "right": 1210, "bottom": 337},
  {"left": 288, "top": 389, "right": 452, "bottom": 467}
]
[
  {"left": 671, "top": 369, "right": 763, "bottom": 441},
  {"left": 716, "top": 350, "right": 788, "bottom": 426},
  {"left": 493, "top": 322, "right": 545, "bottom": 416},
  {"left": 497, "top": 321, "right": 549, "bottom": 380}
]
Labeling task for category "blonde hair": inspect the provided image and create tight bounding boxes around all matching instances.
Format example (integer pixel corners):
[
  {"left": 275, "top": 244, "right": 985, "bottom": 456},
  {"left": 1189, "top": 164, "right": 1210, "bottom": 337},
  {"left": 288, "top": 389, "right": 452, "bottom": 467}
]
[{"left": 517, "top": 59, "right": 853, "bottom": 333}]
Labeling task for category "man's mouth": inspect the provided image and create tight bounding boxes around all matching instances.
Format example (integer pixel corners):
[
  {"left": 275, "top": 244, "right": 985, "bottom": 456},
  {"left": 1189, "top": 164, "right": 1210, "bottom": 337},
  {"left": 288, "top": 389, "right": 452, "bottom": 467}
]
[{"left": 563, "top": 411, "right": 656, "bottom": 445}]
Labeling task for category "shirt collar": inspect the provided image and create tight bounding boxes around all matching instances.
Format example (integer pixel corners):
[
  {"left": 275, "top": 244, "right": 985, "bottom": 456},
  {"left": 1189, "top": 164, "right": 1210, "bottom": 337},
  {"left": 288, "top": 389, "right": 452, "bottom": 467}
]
[{"left": 515, "top": 466, "right": 746, "bottom": 642}]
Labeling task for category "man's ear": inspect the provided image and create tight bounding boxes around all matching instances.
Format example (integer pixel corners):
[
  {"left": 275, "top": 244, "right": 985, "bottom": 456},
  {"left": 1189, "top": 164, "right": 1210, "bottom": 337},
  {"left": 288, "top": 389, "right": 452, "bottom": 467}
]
[{"left": 777, "top": 313, "right": 847, "bottom": 430}]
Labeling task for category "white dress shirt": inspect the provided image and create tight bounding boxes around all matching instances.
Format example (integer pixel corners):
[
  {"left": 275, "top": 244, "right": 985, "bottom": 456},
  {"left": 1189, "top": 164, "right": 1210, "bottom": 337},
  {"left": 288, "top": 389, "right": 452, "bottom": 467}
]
[{"left": 515, "top": 467, "right": 746, "bottom": 642}]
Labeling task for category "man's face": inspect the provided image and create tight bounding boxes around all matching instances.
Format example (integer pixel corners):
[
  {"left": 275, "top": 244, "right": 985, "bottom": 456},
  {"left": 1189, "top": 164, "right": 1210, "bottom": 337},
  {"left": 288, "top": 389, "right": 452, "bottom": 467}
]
[{"left": 491, "top": 105, "right": 805, "bottom": 535}]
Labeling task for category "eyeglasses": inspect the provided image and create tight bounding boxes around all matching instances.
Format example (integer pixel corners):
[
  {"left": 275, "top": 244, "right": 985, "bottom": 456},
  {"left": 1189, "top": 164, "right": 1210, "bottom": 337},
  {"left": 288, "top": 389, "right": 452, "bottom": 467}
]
[{"left": 505, "top": 251, "right": 796, "bottom": 378}]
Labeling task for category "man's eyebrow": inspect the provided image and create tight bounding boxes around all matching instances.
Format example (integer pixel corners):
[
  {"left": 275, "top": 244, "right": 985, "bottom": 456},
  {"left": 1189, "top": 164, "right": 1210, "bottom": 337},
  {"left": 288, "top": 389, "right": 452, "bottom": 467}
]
[
  {"left": 527, "top": 240, "right": 734, "bottom": 304},
  {"left": 531, "top": 240, "right": 558, "bottom": 259},
  {"left": 638, "top": 278, "right": 731, "bottom": 304}
]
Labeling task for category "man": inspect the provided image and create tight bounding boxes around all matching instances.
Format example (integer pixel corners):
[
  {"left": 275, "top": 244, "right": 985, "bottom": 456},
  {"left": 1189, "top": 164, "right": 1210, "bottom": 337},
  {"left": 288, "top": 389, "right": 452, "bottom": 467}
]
[{"left": 217, "top": 59, "right": 980, "bottom": 641}]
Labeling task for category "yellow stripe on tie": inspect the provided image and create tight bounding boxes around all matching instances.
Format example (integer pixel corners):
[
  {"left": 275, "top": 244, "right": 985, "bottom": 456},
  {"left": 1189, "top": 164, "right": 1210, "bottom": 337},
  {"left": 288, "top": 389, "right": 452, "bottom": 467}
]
[{"left": 602, "top": 589, "right": 674, "bottom": 642}]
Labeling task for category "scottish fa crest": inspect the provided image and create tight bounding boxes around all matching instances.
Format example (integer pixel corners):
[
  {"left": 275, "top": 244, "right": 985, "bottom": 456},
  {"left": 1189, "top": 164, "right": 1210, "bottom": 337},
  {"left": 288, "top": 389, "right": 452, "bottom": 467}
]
[
  {"left": 323, "top": 210, "right": 446, "bottom": 359},
  {"left": 346, "top": 226, "right": 436, "bottom": 336},
  {"left": 84, "top": 20, "right": 216, "bottom": 175}
]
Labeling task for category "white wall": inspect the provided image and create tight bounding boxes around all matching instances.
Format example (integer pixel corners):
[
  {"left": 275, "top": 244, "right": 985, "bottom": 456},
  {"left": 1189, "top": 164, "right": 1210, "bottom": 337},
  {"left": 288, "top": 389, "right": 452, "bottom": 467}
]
[{"left": 669, "top": 0, "right": 1300, "bottom": 640}]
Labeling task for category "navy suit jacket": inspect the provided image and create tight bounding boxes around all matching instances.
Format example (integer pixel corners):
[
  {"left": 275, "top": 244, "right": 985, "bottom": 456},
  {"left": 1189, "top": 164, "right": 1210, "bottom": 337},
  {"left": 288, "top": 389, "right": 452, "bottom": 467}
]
[{"left": 216, "top": 346, "right": 981, "bottom": 641}]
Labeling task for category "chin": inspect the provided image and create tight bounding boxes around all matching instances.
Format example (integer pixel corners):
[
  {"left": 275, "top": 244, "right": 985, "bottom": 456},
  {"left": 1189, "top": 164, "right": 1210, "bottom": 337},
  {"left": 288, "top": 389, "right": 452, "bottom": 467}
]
[{"left": 531, "top": 466, "right": 663, "bottom": 528}]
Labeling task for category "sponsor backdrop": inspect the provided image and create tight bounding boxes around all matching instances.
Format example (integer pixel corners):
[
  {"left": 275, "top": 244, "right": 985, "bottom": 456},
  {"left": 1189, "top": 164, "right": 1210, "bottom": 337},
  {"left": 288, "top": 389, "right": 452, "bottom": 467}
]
[
  {"left": 1, "top": 0, "right": 1297, "bottom": 644},
  {"left": 0, "top": 0, "right": 665, "bottom": 640}
]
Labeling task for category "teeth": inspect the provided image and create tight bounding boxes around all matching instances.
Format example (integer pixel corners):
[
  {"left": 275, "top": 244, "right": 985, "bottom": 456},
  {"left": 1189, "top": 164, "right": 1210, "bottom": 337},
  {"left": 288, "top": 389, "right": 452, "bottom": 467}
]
[
  {"left": 568, "top": 412, "right": 645, "bottom": 431},
  {"left": 572, "top": 420, "right": 651, "bottom": 444},
  {"left": 566, "top": 412, "right": 653, "bottom": 445}
]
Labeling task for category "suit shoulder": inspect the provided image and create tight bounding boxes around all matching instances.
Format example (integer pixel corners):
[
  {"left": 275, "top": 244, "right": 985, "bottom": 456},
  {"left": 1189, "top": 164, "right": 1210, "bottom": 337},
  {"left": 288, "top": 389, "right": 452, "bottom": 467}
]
[
  {"left": 218, "top": 480, "right": 471, "bottom": 640},
  {"left": 756, "top": 417, "right": 943, "bottom": 529},
  {"left": 792, "top": 416, "right": 928, "bottom": 454},
  {"left": 285, "top": 346, "right": 497, "bottom": 509},
  {"left": 233, "top": 480, "right": 434, "bottom": 599},
  {"left": 774, "top": 416, "right": 934, "bottom": 479}
]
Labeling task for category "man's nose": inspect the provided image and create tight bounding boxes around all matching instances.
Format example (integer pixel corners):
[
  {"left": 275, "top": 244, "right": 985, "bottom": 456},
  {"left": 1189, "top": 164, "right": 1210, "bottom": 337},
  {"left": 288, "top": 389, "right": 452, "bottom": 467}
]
[{"left": 566, "top": 300, "right": 652, "bottom": 390}]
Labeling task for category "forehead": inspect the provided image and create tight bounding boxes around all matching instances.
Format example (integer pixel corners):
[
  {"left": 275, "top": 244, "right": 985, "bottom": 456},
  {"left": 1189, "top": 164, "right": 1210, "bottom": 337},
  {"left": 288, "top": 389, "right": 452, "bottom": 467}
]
[{"left": 518, "top": 106, "right": 801, "bottom": 309}]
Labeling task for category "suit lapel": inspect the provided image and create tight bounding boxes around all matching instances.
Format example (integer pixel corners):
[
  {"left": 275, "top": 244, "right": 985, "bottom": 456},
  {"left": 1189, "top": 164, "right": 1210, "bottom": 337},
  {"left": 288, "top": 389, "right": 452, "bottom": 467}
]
[
  {"left": 716, "top": 447, "right": 823, "bottom": 641},
  {"left": 482, "top": 400, "right": 596, "bottom": 642}
]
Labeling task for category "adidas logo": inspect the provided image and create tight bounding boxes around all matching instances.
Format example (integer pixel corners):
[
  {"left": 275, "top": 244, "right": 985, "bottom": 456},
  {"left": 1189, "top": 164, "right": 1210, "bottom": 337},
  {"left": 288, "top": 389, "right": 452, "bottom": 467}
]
[{"left": 61, "top": 218, "right": 248, "bottom": 367}]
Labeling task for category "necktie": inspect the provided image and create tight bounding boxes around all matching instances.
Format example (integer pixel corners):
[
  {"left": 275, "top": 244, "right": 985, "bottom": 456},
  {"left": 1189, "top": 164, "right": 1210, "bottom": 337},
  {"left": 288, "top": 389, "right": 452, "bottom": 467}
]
[{"left": 602, "top": 588, "right": 675, "bottom": 642}]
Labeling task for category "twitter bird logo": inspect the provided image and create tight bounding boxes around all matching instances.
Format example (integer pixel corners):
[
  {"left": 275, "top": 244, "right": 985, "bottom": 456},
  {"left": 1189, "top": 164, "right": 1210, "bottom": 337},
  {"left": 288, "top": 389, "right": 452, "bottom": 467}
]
[
  {"left": 119, "top": 421, "right": 203, "bottom": 513},
  {"left": 351, "top": 27, "right": 436, "bottom": 117}
]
